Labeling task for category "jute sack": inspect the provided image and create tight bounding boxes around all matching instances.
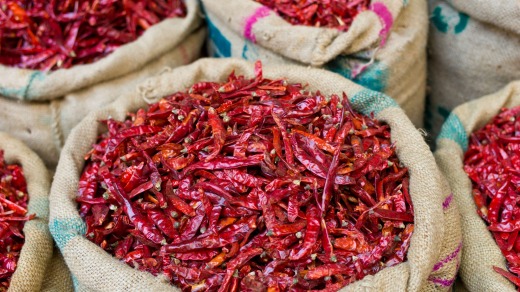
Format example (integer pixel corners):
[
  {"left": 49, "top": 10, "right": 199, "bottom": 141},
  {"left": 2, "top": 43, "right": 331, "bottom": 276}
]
[
  {"left": 49, "top": 58, "right": 460, "bottom": 291},
  {"left": 427, "top": 0, "right": 520, "bottom": 139},
  {"left": 434, "top": 81, "right": 520, "bottom": 292},
  {"left": 0, "top": 132, "right": 54, "bottom": 292},
  {"left": 0, "top": 0, "right": 205, "bottom": 170},
  {"left": 201, "top": 0, "right": 427, "bottom": 127},
  {"left": 41, "top": 248, "right": 74, "bottom": 292}
]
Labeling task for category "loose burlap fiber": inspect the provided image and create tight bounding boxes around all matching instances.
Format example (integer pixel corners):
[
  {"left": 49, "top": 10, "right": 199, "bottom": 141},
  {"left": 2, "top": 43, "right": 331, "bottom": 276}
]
[
  {"left": 201, "top": 0, "right": 427, "bottom": 127},
  {"left": 435, "top": 81, "right": 520, "bottom": 292},
  {"left": 0, "top": 0, "right": 205, "bottom": 170},
  {"left": 50, "top": 58, "right": 460, "bottom": 291},
  {"left": 427, "top": 0, "right": 520, "bottom": 139},
  {"left": 0, "top": 133, "right": 54, "bottom": 292}
]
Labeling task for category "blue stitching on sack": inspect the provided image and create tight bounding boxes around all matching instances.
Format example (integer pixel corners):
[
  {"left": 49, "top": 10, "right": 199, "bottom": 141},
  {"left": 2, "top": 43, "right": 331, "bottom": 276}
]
[
  {"left": 350, "top": 89, "right": 398, "bottom": 116},
  {"left": 437, "top": 113, "right": 468, "bottom": 151},
  {"left": 49, "top": 217, "right": 87, "bottom": 250}
]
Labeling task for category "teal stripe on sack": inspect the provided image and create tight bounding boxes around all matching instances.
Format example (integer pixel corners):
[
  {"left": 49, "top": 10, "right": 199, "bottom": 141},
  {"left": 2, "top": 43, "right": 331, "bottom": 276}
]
[
  {"left": 50, "top": 217, "right": 86, "bottom": 250},
  {"left": 350, "top": 89, "right": 398, "bottom": 116},
  {"left": 437, "top": 113, "right": 468, "bottom": 151},
  {"left": 0, "top": 71, "right": 45, "bottom": 100},
  {"left": 206, "top": 17, "right": 231, "bottom": 58},
  {"left": 71, "top": 274, "right": 81, "bottom": 291}
]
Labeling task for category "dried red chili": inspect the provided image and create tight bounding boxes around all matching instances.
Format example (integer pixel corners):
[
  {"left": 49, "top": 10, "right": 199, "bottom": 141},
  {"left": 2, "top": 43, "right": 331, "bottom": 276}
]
[
  {"left": 464, "top": 106, "right": 520, "bottom": 288},
  {"left": 254, "top": 0, "right": 370, "bottom": 32},
  {"left": 0, "top": 0, "right": 186, "bottom": 71},
  {"left": 0, "top": 150, "right": 34, "bottom": 290},
  {"left": 78, "top": 61, "right": 413, "bottom": 291}
]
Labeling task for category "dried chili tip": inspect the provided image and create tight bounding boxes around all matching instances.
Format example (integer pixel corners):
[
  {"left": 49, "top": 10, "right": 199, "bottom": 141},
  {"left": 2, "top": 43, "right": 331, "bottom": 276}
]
[
  {"left": 493, "top": 266, "right": 520, "bottom": 287},
  {"left": 0, "top": 213, "right": 36, "bottom": 221}
]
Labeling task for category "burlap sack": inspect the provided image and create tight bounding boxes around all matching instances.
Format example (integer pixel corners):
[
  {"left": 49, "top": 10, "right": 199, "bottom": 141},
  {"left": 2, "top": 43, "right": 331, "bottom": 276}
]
[
  {"left": 41, "top": 248, "right": 74, "bottom": 292},
  {"left": 0, "top": 0, "right": 205, "bottom": 170},
  {"left": 426, "top": 0, "right": 520, "bottom": 139},
  {"left": 49, "top": 58, "right": 460, "bottom": 291},
  {"left": 201, "top": 0, "right": 427, "bottom": 128},
  {"left": 0, "top": 132, "right": 54, "bottom": 292},
  {"left": 434, "top": 81, "right": 520, "bottom": 292}
]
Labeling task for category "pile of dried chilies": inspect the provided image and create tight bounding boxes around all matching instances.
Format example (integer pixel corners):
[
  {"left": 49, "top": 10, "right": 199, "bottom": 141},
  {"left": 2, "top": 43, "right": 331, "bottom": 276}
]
[
  {"left": 0, "top": 151, "right": 34, "bottom": 290},
  {"left": 78, "top": 61, "right": 414, "bottom": 291},
  {"left": 0, "top": 0, "right": 187, "bottom": 71},
  {"left": 253, "top": 0, "right": 370, "bottom": 32},
  {"left": 464, "top": 106, "right": 520, "bottom": 288}
]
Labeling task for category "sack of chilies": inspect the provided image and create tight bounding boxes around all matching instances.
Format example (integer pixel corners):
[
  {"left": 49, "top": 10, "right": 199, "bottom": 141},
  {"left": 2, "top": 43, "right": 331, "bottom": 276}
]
[
  {"left": 0, "top": 132, "right": 57, "bottom": 291},
  {"left": 427, "top": 0, "right": 520, "bottom": 139},
  {"left": 0, "top": 0, "right": 205, "bottom": 169},
  {"left": 435, "top": 82, "right": 520, "bottom": 291},
  {"left": 201, "top": 0, "right": 427, "bottom": 127},
  {"left": 49, "top": 58, "right": 460, "bottom": 291}
]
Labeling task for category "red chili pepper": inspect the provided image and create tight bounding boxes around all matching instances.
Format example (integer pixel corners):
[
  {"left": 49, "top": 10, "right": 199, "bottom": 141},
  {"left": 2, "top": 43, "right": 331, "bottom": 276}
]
[
  {"left": 289, "top": 205, "right": 320, "bottom": 260},
  {"left": 78, "top": 61, "right": 412, "bottom": 291},
  {"left": 0, "top": 197, "right": 26, "bottom": 216},
  {"left": 272, "top": 110, "right": 295, "bottom": 166},
  {"left": 494, "top": 266, "right": 520, "bottom": 287},
  {"left": 99, "top": 168, "right": 165, "bottom": 245},
  {"left": 128, "top": 181, "right": 153, "bottom": 199},
  {"left": 148, "top": 209, "right": 177, "bottom": 240},
  {"left": 306, "top": 263, "right": 354, "bottom": 280},
  {"left": 164, "top": 184, "right": 196, "bottom": 217},
  {"left": 179, "top": 207, "right": 205, "bottom": 241},
  {"left": 219, "top": 248, "right": 263, "bottom": 292},
  {"left": 372, "top": 208, "right": 414, "bottom": 223},
  {"left": 321, "top": 141, "right": 342, "bottom": 212},
  {"left": 0, "top": 1, "right": 187, "bottom": 71},
  {"left": 182, "top": 155, "right": 264, "bottom": 174},
  {"left": 206, "top": 107, "right": 227, "bottom": 161}
]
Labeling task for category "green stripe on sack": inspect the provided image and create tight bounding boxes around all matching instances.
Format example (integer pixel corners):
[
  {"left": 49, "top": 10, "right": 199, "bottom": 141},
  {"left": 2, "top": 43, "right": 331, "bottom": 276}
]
[
  {"left": 350, "top": 89, "right": 398, "bottom": 116},
  {"left": 437, "top": 113, "right": 468, "bottom": 151},
  {"left": 50, "top": 217, "right": 86, "bottom": 250}
]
